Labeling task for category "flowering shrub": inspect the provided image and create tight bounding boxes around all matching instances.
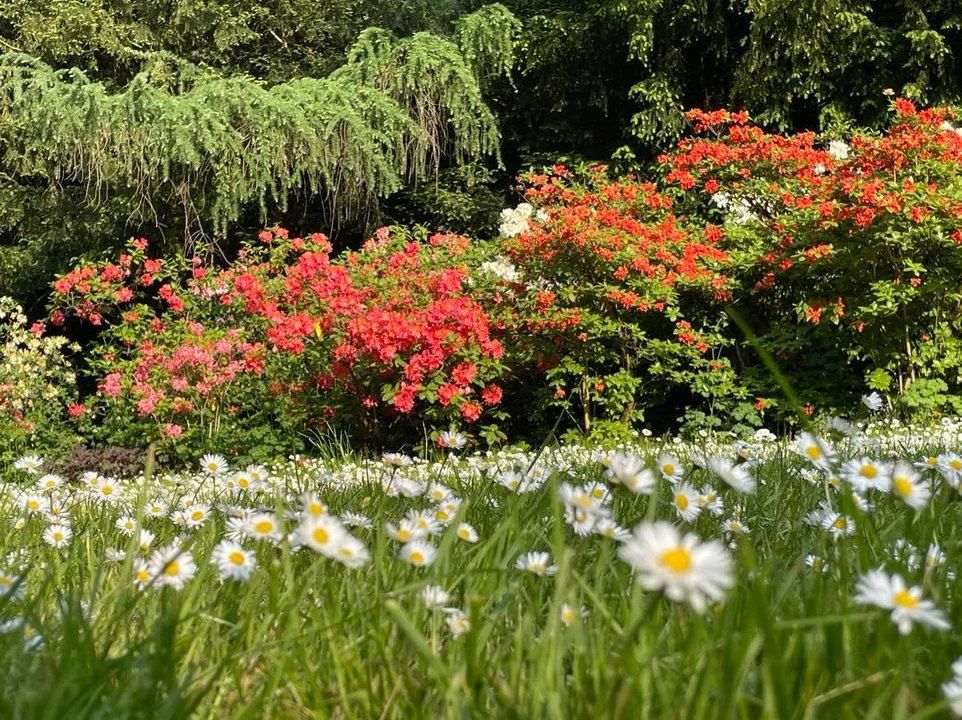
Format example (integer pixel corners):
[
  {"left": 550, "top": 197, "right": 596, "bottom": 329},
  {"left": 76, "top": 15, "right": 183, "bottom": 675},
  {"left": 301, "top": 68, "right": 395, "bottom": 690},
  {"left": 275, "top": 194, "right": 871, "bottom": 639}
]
[
  {"left": 500, "top": 165, "right": 753, "bottom": 432},
  {"left": 0, "top": 298, "right": 79, "bottom": 465},
  {"left": 49, "top": 228, "right": 524, "bottom": 451},
  {"left": 664, "top": 103, "right": 962, "bottom": 416}
]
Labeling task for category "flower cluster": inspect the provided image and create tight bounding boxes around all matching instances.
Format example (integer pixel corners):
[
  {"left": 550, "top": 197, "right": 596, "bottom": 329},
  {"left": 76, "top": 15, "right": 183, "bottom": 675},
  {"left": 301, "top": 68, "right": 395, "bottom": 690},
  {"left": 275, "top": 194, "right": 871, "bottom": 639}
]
[{"left": 664, "top": 101, "right": 962, "bottom": 414}]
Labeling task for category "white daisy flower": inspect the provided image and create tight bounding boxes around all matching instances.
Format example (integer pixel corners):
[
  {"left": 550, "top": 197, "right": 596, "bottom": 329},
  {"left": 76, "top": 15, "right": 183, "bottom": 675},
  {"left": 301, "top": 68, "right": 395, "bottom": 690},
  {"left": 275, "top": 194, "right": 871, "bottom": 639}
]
[
  {"left": 445, "top": 609, "right": 470, "bottom": 637},
  {"left": 331, "top": 535, "right": 370, "bottom": 569},
  {"left": 405, "top": 509, "right": 441, "bottom": 537},
  {"left": 942, "top": 676, "right": 962, "bottom": 717},
  {"left": 606, "top": 452, "right": 656, "bottom": 494},
  {"left": 385, "top": 519, "right": 425, "bottom": 544},
  {"left": 115, "top": 516, "right": 138, "bottom": 536},
  {"left": 840, "top": 457, "right": 892, "bottom": 492},
  {"left": 560, "top": 603, "right": 588, "bottom": 627},
  {"left": 144, "top": 499, "right": 168, "bottom": 518},
  {"left": 0, "top": 570, "right": 24, "bottom": 599},
  {"left": 861, "top": 391, "right": 883, "bottom": 412},
  {"left": 382, "top": 453, "right": 413, "bottom": 468},
  {"left": 210, "top": 539, "right": 256, "bottom": 582},
  {"left": 455, "top": 523, "right": 479, "bottom": 543},
  {"left": 657, "top": 454, "right": 684, "bottom": 483},
  {"left": 672, "top": 482, "right": 703, "bottom": 523},
  {"left": 13, "top": 454, "right": 43, "bottom": 474},
  {"left": 418, "top": 584, "right": 450, "bottom": 609},
  {"left": 36, "top": 474, "right": 63, "bottom": 492},
  {"left": 243, "top": 512, "right": 281, "bottom": 542},
  {"left": 433, "top": 499, "right": 461, "bottom": 525},
  {"left": 301, "top": 492, "right": 327, "bottom": 519},
  {"left": 696, "top": 487, "right": 724, "bottom": 516},
  {"left": 340, "top": 512, "right": 373, "bottom": 530},
  {"left": 199, "top": 453, "right": 229, "bottom": 476},
  {"left": 721, "top": 518, "right": 749, "bottom": 535},
  {"left": 515, "top": 551, "right": 557, "bottom": 577},
  {"left": 437, "top": 431, "right": 467, "bottom": 450},
  {"left": 937, "top": 453, "right": 962, "bottom": 487},
  {"left": 821, "top": 512, "right": 856, "bottom": 538},
  {"left": 794, "top": 432, "right": 835, "bottom": 469},
  {"left": 184, "top": 503, "right": 211, "bottom": 529},
  {"left": 136, "top": 529, "right": 155, "bottom": 553},
  {"left": 148, "top": 543, "right": 197, "bottom": 590},
  {"left": 593, "top": 518, "right": 631, "bottom": 542},
  {"left": 132, "top": 558, "right": 151, "bottom": 590},
  {"left": 400, "top": 540, "right": 437, "bottom": 567},
  {"left": 298, "top": 515, "right": 348, "bottom": 558},
  {"left": 426, "top": 483, "right": 453, "bottom": 503},
  {"left": 43, "top": 523, "right": 72, "bottom": 548},
  {"left": 854, "top": 569, "right": 950, "bottom": 635},
  {"left": 890, "top": 461, "right": 930, "bottom": 509},
  {"left": 708, "top": 458, "right": 756, "bottom": 494},
  {"left": 618, "top": 521, "right": 734, "bottom": 612}
]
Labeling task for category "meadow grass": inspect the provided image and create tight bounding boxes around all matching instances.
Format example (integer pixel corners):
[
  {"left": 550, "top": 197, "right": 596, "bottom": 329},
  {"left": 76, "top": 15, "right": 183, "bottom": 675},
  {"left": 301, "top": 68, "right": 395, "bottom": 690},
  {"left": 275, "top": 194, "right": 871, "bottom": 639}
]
[{"left": 0, "top": 422, "right": 960, "bottom": 718}]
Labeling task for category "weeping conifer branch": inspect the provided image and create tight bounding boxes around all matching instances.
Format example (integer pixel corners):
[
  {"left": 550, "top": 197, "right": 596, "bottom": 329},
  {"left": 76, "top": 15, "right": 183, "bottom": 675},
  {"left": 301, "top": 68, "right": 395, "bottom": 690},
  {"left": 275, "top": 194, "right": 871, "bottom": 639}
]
[{"left": 0, "top": 4, "right": 518, "bottom": 238}]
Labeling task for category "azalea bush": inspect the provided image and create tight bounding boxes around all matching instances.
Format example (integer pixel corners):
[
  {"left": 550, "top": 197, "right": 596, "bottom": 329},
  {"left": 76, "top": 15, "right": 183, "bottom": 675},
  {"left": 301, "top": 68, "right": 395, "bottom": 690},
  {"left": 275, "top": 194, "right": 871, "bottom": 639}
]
[
  {"left": 49, "top": 227, "right": 574, "bottom": 453},
  {"left": 664, "top": 102, "right": 962, "bottom": 417},
  {"left": 500, "top": 166, "right": 756, "bottom": 434}
]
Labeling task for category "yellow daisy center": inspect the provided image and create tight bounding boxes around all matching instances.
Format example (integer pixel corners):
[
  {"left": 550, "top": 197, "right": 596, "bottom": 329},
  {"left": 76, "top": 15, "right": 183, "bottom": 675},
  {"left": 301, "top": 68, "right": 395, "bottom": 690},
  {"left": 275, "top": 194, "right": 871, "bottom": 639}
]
[
  {"left": 27, "top": 501, "right": 38, "bottom": 510},
  {"left": 313, "top": 527, "right": 329, "bottom": 545},
  {"left": 229, "top": 551, "right": 245, "bottom": 565},
  {"left": 894, "top": 476, "right": 912, "bottom": 497},
  {"left": 0, "top": 576, "right": 12, "bottom": 586},
  {"left": 659, "top": 547, "right": 692, "bottom": 573},
  {"left": 951, "top": 460, "right": 962, "bottom": 470},
  {"left": 663, "top": 463, "right": 674, "bottom": 475},
  {"left": 859, "top": 465, "right": 878, "bottom": 479},
  {"left": 136, "top": 570, "right": 149, "bottom": 582},
  {"left": 410, "top": 551, "right": 425, "bottom": 564},
  {"left": 458, "top": 528, "right": 469, "bottom": 538},
  {"left": 309, "top": 502, "right": 323, "bottom": 516},
  {"left": 805, "top": 446, "right": 821, "bottom": 460},
  {"left": 893, "top": 590, "right": 918, "bottom": 609},
  {"left": 398, "top": 529, "right": 411, "bottom": 541},
  {"left": 591, "top": 488, "right": 604, "bottom": 499},
  {"left": 191, "top": 511, "right": 204, "bottom": 521},
  {"left": 833, "top": 517, "right": 847, "bottom": 530},
  {"left": 676, "top": 494, "right": 689, "bottom": 511},
  {"left": 165, "top": 561, "right": 180, "bottom": 577},
  {"left": 254, "top": 520, "right": 273, "bottom": 533}
]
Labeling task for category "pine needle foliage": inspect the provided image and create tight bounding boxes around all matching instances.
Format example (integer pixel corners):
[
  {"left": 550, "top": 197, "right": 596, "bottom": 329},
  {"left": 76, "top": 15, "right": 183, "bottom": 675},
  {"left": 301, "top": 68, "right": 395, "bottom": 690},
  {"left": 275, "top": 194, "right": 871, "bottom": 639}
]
[{"left": 0, "top": 4, "right": 518, "bottom": 238}]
